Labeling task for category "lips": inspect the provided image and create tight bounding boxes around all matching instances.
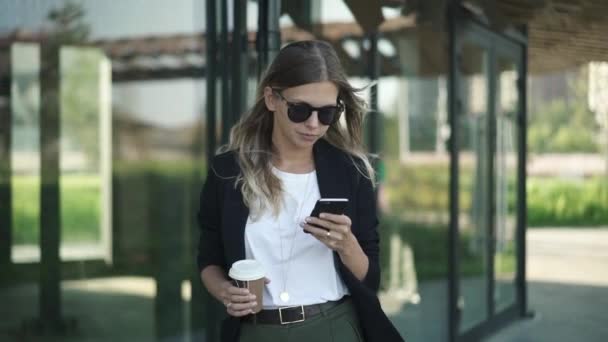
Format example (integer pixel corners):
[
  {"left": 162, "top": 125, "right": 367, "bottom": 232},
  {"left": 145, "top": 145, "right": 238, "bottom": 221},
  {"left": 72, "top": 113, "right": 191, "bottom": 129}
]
[{"left": 298, "top": 132, "right": 318, "bottom": 141}]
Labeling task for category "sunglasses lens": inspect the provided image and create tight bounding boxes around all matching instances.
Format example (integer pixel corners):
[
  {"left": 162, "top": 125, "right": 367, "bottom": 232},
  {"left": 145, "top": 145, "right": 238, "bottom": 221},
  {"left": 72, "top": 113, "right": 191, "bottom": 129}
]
[
  {"left": 287, "top": 104, "right": 312, "bottom": 123},
  {"left": 286, "top": 102, "right": 342, "bottom": 125},
  {"left": 318, "top": 107, "right": 339, "bottom": 125}
]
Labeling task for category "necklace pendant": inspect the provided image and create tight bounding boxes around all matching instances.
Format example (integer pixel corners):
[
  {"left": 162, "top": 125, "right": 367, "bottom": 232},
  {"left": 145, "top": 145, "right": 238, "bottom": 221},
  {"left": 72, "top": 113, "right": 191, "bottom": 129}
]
[{"left": 280, "top": 291, "right": 290, "bottom": 303}]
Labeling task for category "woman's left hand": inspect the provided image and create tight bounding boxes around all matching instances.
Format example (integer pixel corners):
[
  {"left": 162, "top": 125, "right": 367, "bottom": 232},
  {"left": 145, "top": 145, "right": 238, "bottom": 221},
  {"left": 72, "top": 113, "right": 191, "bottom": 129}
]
[{"left": 301, "top": 213, "right": 359, "bottom": 255}]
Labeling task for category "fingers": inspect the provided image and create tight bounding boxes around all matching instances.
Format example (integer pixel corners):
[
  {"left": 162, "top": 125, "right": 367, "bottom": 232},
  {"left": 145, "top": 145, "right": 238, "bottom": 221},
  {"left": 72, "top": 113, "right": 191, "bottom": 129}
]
[
  {"left": 226, "top": 285, "right": 251, "bottom": 296},
  {"left": 222, "top": 285, "right": 258, "bottom": 317},
  {"left": 227, "top": 300, "right": 258, "bottom": 313},
  {"left": 303, "top": 217, "right": 350, "bottom": 238},
  {"left": 316, "top": 213, "right": 351, "bottom": 226},
  {"left": 227, "top": 305, "right": 257, "bottom": 317},
  {"left": 304, "top": 224, "right": 344, "bottom": 242},
  {"left": 230, "top": 293, "right": 257, "bottom": 303},
  {"left": 224, "top": 285, "right": 254, "bottom": 303},
  {"left": 301, "top": 215, "right": 354, "bottom": 252}
]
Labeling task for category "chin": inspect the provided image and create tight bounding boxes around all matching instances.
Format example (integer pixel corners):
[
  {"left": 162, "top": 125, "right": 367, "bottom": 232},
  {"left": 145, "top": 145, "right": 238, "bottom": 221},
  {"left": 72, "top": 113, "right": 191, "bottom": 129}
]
[{"left": 296, "top": 136, "right": 318, "bottom": 147}]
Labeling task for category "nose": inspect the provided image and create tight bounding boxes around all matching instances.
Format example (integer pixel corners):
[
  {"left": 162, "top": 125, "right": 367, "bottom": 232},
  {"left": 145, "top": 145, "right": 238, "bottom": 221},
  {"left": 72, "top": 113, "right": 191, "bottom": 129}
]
[{"left": 304, "top": 110, "right": 320, "bottom": 128}]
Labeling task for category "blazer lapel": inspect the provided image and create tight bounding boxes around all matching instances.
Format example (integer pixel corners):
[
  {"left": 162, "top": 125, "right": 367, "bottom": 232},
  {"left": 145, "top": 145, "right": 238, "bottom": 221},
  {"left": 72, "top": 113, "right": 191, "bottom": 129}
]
[
  {"left": 223, "top": 177, "right": 249, "bottom": 264},
  {"left": 313, "top": 139, "right": 350, "bottom": 200}
]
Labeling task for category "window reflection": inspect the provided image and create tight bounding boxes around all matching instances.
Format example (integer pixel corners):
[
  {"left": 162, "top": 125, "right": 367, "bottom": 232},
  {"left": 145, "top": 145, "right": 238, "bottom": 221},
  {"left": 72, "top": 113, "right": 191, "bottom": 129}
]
[
  {"left": 2, "top": 1, "right": 206, "bottom": 340},
  {"left": 376, "top": 2, "right": 450, "bottom": 341},
  {"left": 280, "top": 1, "right": 452, "bottom": 340},
  {"left": 11, "top": 43, "right": 41, "bottom": 263},
  {"left": 494, "top": 58, "right": 518, "bottom": 311},
  {"left": 458, "top": 42, "right": 490, "bottom": 332}
]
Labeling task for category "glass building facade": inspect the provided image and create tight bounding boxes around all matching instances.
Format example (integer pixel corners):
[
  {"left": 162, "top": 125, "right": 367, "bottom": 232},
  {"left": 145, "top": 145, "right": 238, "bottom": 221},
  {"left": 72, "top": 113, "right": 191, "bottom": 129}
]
[{"left": 0, "top": 1, "right": 528, "bottom": 341}]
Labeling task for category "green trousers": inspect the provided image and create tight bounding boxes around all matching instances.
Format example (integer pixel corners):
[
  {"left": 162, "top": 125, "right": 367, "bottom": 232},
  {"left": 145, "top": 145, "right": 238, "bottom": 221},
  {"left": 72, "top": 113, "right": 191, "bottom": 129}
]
[{"left": 239, "top": 299, "right": 364, "bottom": 342}]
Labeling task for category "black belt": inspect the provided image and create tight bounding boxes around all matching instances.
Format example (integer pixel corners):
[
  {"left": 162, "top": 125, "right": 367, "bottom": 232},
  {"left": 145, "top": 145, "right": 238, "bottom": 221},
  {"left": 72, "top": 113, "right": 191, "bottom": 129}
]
[{"left": 242, "top": 296, "right": 349, "bottom": 325}]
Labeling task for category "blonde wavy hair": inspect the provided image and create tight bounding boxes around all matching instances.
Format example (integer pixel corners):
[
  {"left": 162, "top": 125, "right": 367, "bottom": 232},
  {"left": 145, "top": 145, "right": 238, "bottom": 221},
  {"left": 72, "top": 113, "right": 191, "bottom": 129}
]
[{"left": 222, "top": 40, "right": 375, "bottom": 219}]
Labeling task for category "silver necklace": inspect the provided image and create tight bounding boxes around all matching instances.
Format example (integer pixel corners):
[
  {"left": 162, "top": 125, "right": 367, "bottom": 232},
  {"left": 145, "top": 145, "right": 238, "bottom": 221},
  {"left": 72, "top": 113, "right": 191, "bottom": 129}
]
[{"left": 277, "top": 170, "right": 313, "bottom": 303}]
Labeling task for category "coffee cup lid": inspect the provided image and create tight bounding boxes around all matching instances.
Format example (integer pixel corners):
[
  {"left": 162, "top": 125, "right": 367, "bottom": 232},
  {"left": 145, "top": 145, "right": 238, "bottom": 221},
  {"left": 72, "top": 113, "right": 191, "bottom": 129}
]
[{"left": 228, "top": 259, "right": 265, "bottom": 281}]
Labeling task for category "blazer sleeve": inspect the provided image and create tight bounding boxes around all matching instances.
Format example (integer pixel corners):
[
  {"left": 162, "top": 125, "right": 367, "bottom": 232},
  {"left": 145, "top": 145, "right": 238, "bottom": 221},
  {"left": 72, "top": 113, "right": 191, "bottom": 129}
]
[
  {"left": 196, "top": 163, "right": 225, "bottom": 273},
  {"left": 355, "top": 172, "right": 381, "bottom": 292}
]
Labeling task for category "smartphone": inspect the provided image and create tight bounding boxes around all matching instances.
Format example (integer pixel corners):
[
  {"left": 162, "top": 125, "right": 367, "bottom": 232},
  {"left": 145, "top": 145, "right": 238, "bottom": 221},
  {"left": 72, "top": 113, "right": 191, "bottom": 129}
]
[{"left": 305, "top": 198, "right": 348, "bottom": 232}]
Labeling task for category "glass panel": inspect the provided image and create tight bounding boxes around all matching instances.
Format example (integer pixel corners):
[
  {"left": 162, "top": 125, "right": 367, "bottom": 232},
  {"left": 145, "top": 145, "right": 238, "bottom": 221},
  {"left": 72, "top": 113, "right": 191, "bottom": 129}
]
[
  {"left": 11, "top": 43, "right": 41, "bottom": 263},
  {"left": 5, "top": 43, "right": 41, "bottom": 331},
  {"left": 59, "top": 47, "right": 109, "bottom": 261},
  {"left": 280, "top": 2, "right": 453, "bottom": 341},
  {"left": 458, "top": 41, "right": 490, "bottom": 332},
  {"left": 1, "top": 1, "right": 207, "bottom": 340},
  {"left": 494, "top": 56, "right": 518, "bottom": 311},
  {"left": 376, "top": 2, "right": 450, "bottom": 341}
]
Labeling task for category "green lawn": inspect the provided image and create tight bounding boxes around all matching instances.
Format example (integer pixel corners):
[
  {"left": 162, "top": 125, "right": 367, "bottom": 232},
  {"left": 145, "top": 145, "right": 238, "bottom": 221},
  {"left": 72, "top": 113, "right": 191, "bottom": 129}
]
[
  {"left": 13, "top": 174, "right": 100, "bottom": 245},
  {"left": 384, "top": 160, "right": 608, "bottom": 227},
  {"left": 528, "top": 177, "right": 608, "bottom": 226},
  {"left": 11, "top": 163, "right": 607, "bottom": 250}
]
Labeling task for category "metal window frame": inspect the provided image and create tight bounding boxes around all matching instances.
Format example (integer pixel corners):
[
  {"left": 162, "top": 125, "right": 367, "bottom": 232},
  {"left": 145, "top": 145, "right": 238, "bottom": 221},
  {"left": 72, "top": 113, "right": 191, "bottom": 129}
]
[
  {"left": 0, "top": 49, "right": 12, "bottom": 266},
  {"left": 449, "top": 8, "right": 529, "bottom": 342},
  {"left": 39, "top": 41, "right": 63, "bottom": 330}
]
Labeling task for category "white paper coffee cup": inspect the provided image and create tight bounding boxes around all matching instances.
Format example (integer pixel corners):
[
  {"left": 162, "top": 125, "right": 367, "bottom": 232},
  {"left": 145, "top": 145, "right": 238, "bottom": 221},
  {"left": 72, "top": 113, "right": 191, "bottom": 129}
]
[{"left": 229, "top": 259, "right": 265, "bottom": 281}]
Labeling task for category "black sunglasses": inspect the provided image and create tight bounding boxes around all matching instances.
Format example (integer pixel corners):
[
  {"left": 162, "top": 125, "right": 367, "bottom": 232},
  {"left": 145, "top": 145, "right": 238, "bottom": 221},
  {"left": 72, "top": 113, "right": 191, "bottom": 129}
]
[{"left": 273, "top": 90, "right": 343, "bottom": 125}]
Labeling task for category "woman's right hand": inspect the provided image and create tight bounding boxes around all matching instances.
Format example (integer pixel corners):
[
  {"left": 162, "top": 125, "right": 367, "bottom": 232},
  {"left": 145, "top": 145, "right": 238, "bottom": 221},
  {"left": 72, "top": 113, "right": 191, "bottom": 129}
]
[{"left": 220, "top": 280, "right": 258, "bottom": 317}]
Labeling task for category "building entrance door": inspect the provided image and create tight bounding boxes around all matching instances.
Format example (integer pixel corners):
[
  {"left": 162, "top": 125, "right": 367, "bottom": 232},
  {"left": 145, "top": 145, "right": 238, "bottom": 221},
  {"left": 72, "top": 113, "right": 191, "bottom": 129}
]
[{"left": 453, "top": 20, "right": 526, "bottom": 341}]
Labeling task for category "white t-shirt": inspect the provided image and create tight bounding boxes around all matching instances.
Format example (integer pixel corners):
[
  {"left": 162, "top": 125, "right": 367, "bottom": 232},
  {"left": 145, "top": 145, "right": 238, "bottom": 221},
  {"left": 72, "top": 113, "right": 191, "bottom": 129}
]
[{"left": 244, "top": 167, "right": 349, "bottom": 308}]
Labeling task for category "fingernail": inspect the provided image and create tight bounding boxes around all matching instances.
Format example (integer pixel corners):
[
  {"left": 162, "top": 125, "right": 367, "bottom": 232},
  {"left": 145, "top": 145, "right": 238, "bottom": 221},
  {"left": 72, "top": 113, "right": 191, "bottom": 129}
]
[
  {"left": 252, "top": 302, "right": 258, "bottom": 307},
  {"left": 320, "top": 213, "right": 326, "bottom": 219}
]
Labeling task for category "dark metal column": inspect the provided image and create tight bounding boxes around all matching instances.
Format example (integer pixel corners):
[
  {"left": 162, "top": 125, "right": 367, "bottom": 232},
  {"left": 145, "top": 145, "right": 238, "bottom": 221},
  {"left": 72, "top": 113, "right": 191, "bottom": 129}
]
[
  {"left": 192, "top": 1, "right": 220, "bottom": 341},
  {"left": 39, "top": 42, "right": 62, "bottom": 331},
  {"left": 153, "top": 176, "right": 186, "bottom": 341},
  {"left": 366, "top": 31, "right": 380, "bottom": 161},
  {"left": 447, "top": 1, "right": 461, "bottom": 341},
  {"left": 487, "top": 45, "right": 497, "bottom": 319},
  {"left": 516, "top": 27, "right": 529, "bottom": 318},
  {"left": 206, "top": 0, "right": 218, "bottom": 160},
  {"left": 0, "top": 54, "right": 11, "bottom": 266},
  {"left": 231, "top": 0, "right": 248, "bottom": 125},
  {"left": 220, "top": 0, "right": 231, "bottom": 145},
  {"left": 256, "top": 0, "right": 282, "bottom": 79}
]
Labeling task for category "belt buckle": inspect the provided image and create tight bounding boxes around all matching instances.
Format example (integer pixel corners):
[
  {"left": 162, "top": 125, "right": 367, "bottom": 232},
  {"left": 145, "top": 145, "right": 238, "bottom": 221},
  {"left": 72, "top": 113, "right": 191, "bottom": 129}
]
[{"left": 279, "top": 305, "right": 305, "bottom": 325}]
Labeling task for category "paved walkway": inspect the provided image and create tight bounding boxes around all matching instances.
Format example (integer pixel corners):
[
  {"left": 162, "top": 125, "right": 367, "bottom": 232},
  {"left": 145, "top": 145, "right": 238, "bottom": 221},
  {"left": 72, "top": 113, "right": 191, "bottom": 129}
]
[{"left": 485, "top": 228, "right": 608, "bottom": 342}]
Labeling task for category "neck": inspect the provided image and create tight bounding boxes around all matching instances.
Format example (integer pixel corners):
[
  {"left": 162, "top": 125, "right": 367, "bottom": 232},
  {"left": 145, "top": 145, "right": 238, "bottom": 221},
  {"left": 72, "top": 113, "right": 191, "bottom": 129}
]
[{"left": 272, "top": 138, "right": 315, "bottom": 173}]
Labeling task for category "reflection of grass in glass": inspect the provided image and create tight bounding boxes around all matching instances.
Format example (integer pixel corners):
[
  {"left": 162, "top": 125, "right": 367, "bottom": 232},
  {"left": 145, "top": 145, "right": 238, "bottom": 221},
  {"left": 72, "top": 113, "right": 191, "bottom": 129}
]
[
  {"left": 384, "top": 160, "right": 451, "bottom": 212},
  {"left": 385, "top": 159, "right": 516, "bottom": 214},
  {"left": 379, "top": 217, "right": 486, "bottom": 283},
  {"left": 383, "top": 158, "right": 608, "bottom": 227},
  {"left": 13, "top": 176, "right": 40, "bottom": 245},
  {"left": 60, "top": 174, "right": 100, "bottom": 242},
  {"left": 13, "top": 174, "right": 100, "bottom": 244},
  {"left": 379, "top": 216, "right": 517, "bottom": 286},
  {"left": 495, "top": 251, "right": 516, "bottom": 276}
]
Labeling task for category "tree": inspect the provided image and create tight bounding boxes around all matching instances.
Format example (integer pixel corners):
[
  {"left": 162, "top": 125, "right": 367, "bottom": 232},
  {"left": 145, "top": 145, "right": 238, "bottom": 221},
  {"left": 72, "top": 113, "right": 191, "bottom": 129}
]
[{"left": 528, "top": 66, "right": 600, "bottom": 154}]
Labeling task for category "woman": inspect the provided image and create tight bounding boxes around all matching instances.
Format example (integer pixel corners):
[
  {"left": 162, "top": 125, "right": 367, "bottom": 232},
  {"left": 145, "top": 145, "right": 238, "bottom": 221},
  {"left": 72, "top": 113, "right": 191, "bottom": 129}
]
[{"left": 197, "top": 40, "right": 403, "bottom": 342}]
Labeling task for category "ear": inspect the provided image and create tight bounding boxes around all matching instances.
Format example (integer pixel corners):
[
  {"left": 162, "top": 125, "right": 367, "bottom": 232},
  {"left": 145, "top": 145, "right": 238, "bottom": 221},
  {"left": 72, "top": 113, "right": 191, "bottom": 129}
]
[{"left": 263, "top": 86, "right": 277, "bottom": 111}]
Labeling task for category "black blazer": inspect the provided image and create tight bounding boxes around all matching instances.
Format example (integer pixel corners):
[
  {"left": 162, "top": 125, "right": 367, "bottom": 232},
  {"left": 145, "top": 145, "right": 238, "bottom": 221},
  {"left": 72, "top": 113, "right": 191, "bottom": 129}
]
[{"left": 197, "top": 139, "right": 404, "bottom": 342}]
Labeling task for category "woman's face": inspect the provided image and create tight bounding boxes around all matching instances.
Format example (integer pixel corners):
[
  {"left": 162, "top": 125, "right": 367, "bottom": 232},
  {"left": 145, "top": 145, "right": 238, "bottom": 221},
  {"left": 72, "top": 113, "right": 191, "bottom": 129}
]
[{"left": 265, "top": 81, "right": 339, "bottom": 151}]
